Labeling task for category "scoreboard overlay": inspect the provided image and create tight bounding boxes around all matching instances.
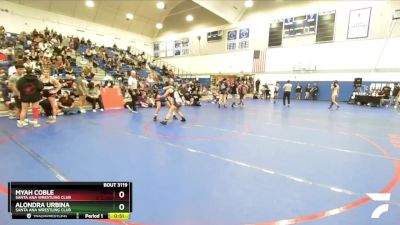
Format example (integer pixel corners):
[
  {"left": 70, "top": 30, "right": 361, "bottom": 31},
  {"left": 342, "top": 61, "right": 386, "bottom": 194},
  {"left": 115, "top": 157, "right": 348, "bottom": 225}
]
[{"left": 8, "top": 182, "right": 132, "bottom": 220}]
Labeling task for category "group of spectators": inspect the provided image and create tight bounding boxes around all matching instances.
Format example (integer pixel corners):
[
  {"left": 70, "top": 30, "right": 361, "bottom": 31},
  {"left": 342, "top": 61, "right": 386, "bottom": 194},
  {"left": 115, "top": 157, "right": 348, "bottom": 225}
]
[
  {"left": 369, "top": 83, "right": 400, "bottom": 108},
  {"left": 210, "top": 77, "right": 252, "bottom": 107},
  {"left": 0, "top": 25, "right": 207, "bottom": 128},
  {"left": 122, "top": 75, "right": 204, "bottom": 110},
  {"left": 254, "top": 79, "right": 320, "bottom": 101},
  {"left": 0, "top": 26, "right": 109, "bottom": 123}
]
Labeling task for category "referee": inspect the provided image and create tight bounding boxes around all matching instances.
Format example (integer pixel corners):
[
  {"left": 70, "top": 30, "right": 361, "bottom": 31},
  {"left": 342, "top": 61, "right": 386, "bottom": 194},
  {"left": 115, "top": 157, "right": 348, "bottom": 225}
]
[
  {"left": 127, "top": 70, "right": 138, "bottom": 113},
  {"left": 283, "top": 80, "right": 292, "bottom": 107}
]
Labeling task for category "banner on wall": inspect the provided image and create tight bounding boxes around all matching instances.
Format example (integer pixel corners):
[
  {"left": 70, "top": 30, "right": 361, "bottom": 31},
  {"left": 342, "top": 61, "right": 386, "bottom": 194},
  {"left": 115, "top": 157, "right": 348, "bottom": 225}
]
[
  {"left": 347, "top": 7, "right": 372, "bottom": 39},
  {"left": 239, "top": 28, "right": 250, "bottom": 39},
  {"left": 226, "top": 28, "right": 249, "bottom": 51},
  {"left": 174, "top": 38, "right": 189, "bottom": 56},
  {"left": 154, "top": 38, "right": 189, "bottom": 58},
  {"left": 239, "top": 28, "right": 250, "bottom": 50},
  {"left": 153, "top": 42, "right": 166, "bottom": 57},
  {"left": 226, "top": 30, "right": 237, "bottom": 51},
  {"left": 174, "top": 40, "right": 181, "bottom": 56},
  {"left": 153, "top": 43, "right": 160, "bottom": 57}
]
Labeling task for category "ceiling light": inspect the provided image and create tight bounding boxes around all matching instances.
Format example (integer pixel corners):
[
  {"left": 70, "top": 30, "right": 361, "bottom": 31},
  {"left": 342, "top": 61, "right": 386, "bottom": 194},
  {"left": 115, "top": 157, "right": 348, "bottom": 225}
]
[
  {"left": 244, "top": 0, "right": 254, "bottom": 8},
  {"left": 126, "top": 13, "right": 134, "bottom": 20},
  {"left": 85, "top": 0, "right": 95, "bottom": 8},
  {"left": 156, "top": 23, "right": 163, "bottom": 29},
  {"left": 156, "top": 1, "right": 166, "bottom": 9},
  {"left": 186, "top": 15, "right": 194, "bottom": 22}
]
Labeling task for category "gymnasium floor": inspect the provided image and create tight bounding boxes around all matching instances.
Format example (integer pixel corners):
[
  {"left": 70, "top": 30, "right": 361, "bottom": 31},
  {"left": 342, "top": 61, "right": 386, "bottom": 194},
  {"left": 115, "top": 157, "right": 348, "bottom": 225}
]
[{"left": 1, "top": 99, "right": 400, "bottom": 225}]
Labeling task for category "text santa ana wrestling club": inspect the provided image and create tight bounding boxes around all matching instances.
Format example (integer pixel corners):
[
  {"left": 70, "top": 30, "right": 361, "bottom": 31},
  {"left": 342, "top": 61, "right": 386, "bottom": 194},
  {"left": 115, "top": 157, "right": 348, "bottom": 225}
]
[{"left": 14, "top": 202, "right": 72, "bottom": 213}]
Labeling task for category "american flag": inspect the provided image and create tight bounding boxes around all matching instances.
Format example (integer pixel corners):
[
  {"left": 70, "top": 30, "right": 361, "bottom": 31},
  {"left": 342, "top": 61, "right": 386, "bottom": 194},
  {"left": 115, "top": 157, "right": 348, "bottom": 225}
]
[{"left": 252, "top": 49, "right": 267, "bottom": 73}]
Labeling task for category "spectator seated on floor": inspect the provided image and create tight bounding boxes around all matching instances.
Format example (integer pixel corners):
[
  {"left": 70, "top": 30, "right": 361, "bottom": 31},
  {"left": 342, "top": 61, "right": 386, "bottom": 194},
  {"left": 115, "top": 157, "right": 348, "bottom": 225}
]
[
  {"left": 58, "top": 91, "right": 80, "bottom": 115},
  {"left": 179, "top": 85, "right": 192, "bottom": 105},
  {"left": 103, "top": 74, "right": 114, "bottom": 88},
  {"left": 39, "top": 98, "right": 53, "bottom": 117},
  {"left": 86, "top": 82, "right": 104, "bottom": 112},
  {"left": 0, "top": 76, "right": 17, "bottom": 119},
  {"left": 1, "top": 91, "right": 17, "bottom": 119},
  {"left": 207, "top": 85, "right": 219, "bottom": 104},
  {"left": 190, "top": 91, "right": 201, "bottom": 106},
  {"left": 392, "top": 83, "right": 400, "bottom": 108},
  {"left": 138, "top": 91, "right": 153, "bottom": 108},
  {"left": 0, "top": 73, "right": 9, "bottom": 100},
  {"left": 379, "top": 84, "right": 391, "bottom": 107}
]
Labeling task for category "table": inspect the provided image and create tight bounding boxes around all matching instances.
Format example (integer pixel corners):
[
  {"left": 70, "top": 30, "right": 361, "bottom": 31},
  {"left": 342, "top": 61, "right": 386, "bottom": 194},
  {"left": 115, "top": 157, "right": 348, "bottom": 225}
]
[{"left": 354, "top": 95, "right": 382, "bottom": 106}]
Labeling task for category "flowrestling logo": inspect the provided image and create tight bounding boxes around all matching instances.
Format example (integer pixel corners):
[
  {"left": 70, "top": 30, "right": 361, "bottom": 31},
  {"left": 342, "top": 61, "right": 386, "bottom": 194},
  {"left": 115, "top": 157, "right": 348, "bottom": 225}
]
[{"left": 367, "top": 193, "right": 391, "bottom": 219}]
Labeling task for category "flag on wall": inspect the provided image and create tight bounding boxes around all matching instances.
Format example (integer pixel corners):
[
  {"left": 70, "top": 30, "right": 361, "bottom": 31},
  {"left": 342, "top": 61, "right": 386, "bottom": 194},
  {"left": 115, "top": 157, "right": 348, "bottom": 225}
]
[{"left": 252, "top": 49, "right": 267, "bottom": 73}]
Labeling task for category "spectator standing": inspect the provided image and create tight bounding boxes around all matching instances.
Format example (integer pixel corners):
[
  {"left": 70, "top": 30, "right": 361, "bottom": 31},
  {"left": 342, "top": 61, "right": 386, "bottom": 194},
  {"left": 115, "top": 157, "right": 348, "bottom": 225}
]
[
  {"left": 75, "top": 72, "right": 87, "bottom": 113},
  {"left": 237, "top": 81, "right": 248, "bottom": 107},
  {"left": 310, "top": 83, "right": 319, "bottom": 101},
  {"left": 40, "top": 69, "right": 61, "bottom": 123},
  {"left": 218, "top": 78, "right": 228, "bottom": 108},
  {"left": 380, "top": 84, "right": 391, "bottom": 107},
  {"left": 8, "top": 62, "right": 25, "bottom": 124},
  {"left": 273, "top": 82, "right": 280, "bottom": 104},
  {"left": 230, "top": 80, "right": 238, "bottom": 108},
  {"left": 329, "top": 80, "right": 340, "bottom": 110},
  {"left": 283, "top": 80, "right": 292, "bottom": 107},
  {"left": 304, "top": 83, "right": 311, "bottom": 100},
  {"left": 127, "top": 70, "right": 138, "bottom": 113},
  {"left": 264, "top": 84, "right": 271, "bottom": 100},
  {"left": 255, "top": 79, "right": 260, "bottom": 94},
  {"left": 295, "top": 82, "right": 302, "bottom": 100},
  {"left": 391, "top": 83, "right": 399, "bottom": 108},
  {"left": 16, "top": 69, "right": 43, "bottom": 128}
]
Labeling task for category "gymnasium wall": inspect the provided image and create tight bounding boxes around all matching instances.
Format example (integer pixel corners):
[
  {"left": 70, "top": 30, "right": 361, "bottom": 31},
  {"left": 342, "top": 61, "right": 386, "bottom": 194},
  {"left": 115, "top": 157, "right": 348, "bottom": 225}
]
[
  {"left": 157, "top": 0, "right": 400, "bottom": 81},
  {"left": 0, "top": 1, "right": 152, "bottom": 52},
  {"left": 156, "top": 50, "right": 254, "bottom": 74},
  {"left": 161, "top": 36, "right": 400, "bottom": 77}
]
